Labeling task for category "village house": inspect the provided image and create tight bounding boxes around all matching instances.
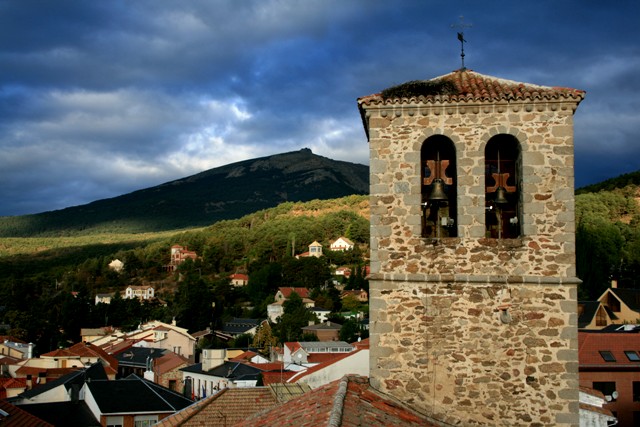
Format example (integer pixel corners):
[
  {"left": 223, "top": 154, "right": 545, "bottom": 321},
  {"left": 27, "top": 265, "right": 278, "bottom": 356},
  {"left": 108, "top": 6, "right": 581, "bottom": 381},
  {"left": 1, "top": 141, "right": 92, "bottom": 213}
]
[
  {"left": 578, "top": 301, "right": 616, "bottom": 329},
  {"left": 597, "top": 282, "right": 640, "bottom": 325},
  {"left": 229, "top": 273, "right": 249, "bottom": 287},
  {"left": 83, "top": 374, "right": 193, "bottom": 426},
  {"left": 180, "top": 349, "right": 265, "bottom": 399},
  {"left": 329, "top": 236, "right": 354, "bottom": 252},
  {"left": 220, "top": 318, "right": 267, "bottom": 337},
  {"left": 300, "top": 321, "right": 342, "bottom": 342},
  {"left": 286, "top": 339, "right": 369, "bottom": 390},
  {"left": 340, "top": 288, "right": 368, "bottom": 303},
  {"left": 5, "top": 342, "right": 118, "bottom": 386},
  {"left": 166, "top": 245, "right": 198, "bottom": 272},
  {"left": 124, "top": 284, "right": 155, "bottom": 301},
  {"left": 94, "top": 293, "right": 112, "bottom": 305},
  {"left": 579, "top": 325, "right": 640, "bottom": 427},
  {"left": 0, "top": 337, "right": 34, "bottom": 360},
  {"left": 83, "top": 320, "right": 197, "bottom": 362},
  {"left": 283, "top": 341, "right": 354, "bottom": 367},
  {"left": 295, "top": 241, "right": 323, "bottom": 258},
  {"left": 267, "top": 287, "right": 315, "bottom": 323}
]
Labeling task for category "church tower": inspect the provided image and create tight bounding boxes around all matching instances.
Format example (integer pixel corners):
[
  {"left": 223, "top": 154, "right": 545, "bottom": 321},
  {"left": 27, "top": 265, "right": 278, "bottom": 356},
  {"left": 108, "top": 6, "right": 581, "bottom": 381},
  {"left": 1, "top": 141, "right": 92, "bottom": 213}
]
[{"left": 358, "top": 69, "right": 585, "bottom": 426}]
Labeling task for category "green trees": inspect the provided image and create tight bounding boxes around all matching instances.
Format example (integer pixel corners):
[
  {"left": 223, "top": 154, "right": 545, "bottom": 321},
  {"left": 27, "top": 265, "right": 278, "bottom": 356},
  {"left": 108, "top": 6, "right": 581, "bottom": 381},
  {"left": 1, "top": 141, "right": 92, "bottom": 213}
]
[
  {"left": 273, "top": 292, "right": 316, "bottom": 344},
  {"left": 173, "top": 261, "right": 215, "bottom": 332},
  {"left": 575, "top": 186, "right": 640, "bottom": 298}
]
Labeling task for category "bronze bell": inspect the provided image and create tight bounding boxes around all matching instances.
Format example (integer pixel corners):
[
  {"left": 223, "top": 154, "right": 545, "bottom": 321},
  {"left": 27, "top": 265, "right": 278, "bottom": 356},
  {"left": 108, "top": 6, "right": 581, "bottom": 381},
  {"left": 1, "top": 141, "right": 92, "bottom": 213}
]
[
  {"left": 429, "top": 178, "right": 448, "bottom": 201},
  {"left": 494, "top": 186, "right": 509, "bottom": 204}
]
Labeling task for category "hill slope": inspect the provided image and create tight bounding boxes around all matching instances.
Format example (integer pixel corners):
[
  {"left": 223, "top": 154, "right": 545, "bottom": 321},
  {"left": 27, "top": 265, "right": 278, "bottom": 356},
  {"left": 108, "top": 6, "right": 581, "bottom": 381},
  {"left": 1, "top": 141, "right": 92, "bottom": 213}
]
[{"left": 0, "top": 149, "right": 369, "bottom": 237}]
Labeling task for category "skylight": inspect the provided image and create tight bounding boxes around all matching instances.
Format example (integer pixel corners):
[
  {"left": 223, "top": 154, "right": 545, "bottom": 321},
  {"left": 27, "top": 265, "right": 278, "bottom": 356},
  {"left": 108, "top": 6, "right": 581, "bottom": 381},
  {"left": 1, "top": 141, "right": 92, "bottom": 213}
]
[
  {"left": 599, "top": 351, "right": 616, "bottom": 362},
  {"left": 624, "top": 351, "right": 640, "bottom": 362}
]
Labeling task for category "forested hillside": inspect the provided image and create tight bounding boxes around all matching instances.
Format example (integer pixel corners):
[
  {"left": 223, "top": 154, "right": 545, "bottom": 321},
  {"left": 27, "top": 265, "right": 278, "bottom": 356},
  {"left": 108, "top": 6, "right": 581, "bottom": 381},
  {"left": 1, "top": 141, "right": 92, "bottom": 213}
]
[
  {"left": 1, "top": 167, "right": 640, "bottom": 355},
  {"left": 0, "top": 195, "right": 370, "bottom": 353},
  {"left": 576, "top": 178, "right": 640, "bottom": 299}
]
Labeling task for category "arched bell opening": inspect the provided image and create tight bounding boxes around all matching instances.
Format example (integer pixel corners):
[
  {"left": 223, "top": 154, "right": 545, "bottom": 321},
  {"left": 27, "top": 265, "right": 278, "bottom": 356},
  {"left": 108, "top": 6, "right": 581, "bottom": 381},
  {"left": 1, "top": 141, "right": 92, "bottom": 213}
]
[
  {"left": 485, "top": 135, "right": 522, "bottom": 239},
  {"left": 421, "top": 136, "right": 457, "bottom": 239}
]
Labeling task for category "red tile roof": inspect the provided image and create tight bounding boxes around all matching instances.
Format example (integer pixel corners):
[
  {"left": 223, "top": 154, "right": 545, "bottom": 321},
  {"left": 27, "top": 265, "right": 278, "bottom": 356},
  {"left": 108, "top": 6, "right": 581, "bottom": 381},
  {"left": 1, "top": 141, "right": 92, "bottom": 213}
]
[
  {"left": 155, "top": 387, "right": 278, "bottom": 427},
  {"left": 0, "top": 399, "right": 54, "bottom": 427},
  {"left": 278, "top": 287, "right": 311, "bottom": 299},
  {"left": 235, "top": 375, "right": 437, "bottom": 427},
  {"left": 358, "top": 68, "right": 585, "bottom": 106},
  {"left": 155, "top": 351, "right": 189, "bottom": 375},
  {"left": 0, "top": 336, "right": 27, "bottom": 344},
  {"left": 261, "top": 370, "right": 297, "bottom": 385},
  {"left": 229, "top": 350, "right": 258, "bottom": 362},
  {"left": 579, "top": 331, "right": 640, "bottom": 368}
]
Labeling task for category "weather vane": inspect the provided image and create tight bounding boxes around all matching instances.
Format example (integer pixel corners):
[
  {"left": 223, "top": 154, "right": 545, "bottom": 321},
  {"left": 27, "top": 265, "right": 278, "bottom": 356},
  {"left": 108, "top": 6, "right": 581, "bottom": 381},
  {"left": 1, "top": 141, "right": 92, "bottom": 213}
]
[{"left": 451, "top": 16, "right": 472, "bottom": 69}]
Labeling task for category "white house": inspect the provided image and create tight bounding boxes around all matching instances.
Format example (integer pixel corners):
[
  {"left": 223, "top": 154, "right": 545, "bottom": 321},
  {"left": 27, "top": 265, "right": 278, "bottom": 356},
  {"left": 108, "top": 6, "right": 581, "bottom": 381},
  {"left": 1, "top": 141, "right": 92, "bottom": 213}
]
[
  {"left": 287, "top": 340, "right": 369, "bottom": 389},
  {"left": 180, "top": 349, "right": 263, "bottom": 399},
  {"left": 124, "top": 285, "right": 155, "bottom": 301},
  {"left": 329, "top": 236, "right": 354, "bottom": 252}
]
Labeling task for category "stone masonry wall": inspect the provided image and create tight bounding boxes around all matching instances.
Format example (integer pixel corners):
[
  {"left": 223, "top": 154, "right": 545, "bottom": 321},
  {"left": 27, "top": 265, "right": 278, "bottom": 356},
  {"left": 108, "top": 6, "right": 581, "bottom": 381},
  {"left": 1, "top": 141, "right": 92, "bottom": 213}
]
[{"left": 365, "top": 99, "right": 580, "bottom": 426}]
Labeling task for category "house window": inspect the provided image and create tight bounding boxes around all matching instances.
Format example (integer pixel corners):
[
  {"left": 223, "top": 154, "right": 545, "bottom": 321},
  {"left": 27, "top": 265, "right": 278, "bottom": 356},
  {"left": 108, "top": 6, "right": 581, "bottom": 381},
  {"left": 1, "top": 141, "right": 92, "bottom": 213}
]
[
  {"left": 593, "top": 381, "right": 617, "bottom": 401},
  {"left": 134, "top": 415, "right": 158, "bottom": 427},
  {"left": 421, "top": 135, "right": 457, "bottom": 238},
  {"left": 169, "top": 379, "right": 177, "bottom": 391},
  {"left": 485, "top": 135, "right": 521, "bottom": 239},
  {"left": 595, "top": 307, "right": 607, "bottom": 326},
  {"left": 106, "top": 416, "right": 124, "bottom": 427},
  {"left": 599, "top": 351, "right": 616, "bottom": 362},
  {"left": 626, "top": 351, "right": 640, "bottom": 362}
]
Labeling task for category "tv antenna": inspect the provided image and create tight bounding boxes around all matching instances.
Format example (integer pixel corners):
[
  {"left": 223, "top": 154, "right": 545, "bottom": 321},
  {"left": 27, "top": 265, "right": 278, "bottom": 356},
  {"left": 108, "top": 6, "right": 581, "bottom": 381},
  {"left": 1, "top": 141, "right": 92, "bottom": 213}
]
[{"left": 451, "top": 15, "right": 472, "bottom": 69}]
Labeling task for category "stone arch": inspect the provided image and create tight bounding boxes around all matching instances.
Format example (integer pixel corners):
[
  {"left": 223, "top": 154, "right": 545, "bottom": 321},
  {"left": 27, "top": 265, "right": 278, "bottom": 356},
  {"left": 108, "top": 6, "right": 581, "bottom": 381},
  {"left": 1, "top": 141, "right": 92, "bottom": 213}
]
[
  {"left": 420, "top": 134, "right": 457, "bottom": 238},
  {"left": 484, "top": 133, "right": 523, "bottom": 238}
]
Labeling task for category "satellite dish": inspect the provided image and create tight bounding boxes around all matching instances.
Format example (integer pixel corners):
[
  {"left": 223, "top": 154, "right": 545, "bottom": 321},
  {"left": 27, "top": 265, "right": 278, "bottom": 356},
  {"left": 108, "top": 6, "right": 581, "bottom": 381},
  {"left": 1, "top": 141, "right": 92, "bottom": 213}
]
[
  {"left": 612, "top": 391, "right": 619, "bottom": 399},
  {"left": 605, "top": 395, "right": 612, "bottom": 402}
]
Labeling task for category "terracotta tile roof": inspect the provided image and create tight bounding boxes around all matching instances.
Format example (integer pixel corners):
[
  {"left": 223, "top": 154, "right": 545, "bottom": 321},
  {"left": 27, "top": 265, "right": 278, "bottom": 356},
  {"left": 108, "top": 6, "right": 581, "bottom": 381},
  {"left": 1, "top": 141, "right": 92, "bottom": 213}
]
[
  {"left": 0, "top": 355, "right": 20, "bottom": 364},
  {"left": 15, "top": 366, "right": 80, "bottom": 378},
  {"left": 236, "top": 375, "right": 437, "bottom": 427},
  {"left": 229, "top": 350, "right": 258, "bottom": 362},
  {"left": 40, "top": 348, "right": 75, "bottom": 358},
  {"left": 246, "top": 361, "right": 284, "bottom": 372},
  {"left": 307, "top": 353, "right": 346, "bottom": 364},
  {"left": 261, "top": 370, "right": 297, "bottom": 385},
  {"left": 278, "top": 287, "right": 311, "bottom": 299},
  {"left": 0, "top": 377, "right": 27, "bottom": 389},
  {"left": 353, "top": 338, "right": 370, "bottom": 350},
  {"left": 155, "top": 387, "right": 279, "bottom": 427},
  {"left": 0, "top": 400, "right": 54, "bottom": 427},
  {"left": 0, "top": 335, "right": 27, "bottom": 344},
  {"left": 155, "top": 351, "right": 189, "bottom": 375},
  {"left": 358, "top": 69, "right": 585, "bottom": 106},
  {"left": 579, "top": 330, "right": 640, "bottom": 368}
]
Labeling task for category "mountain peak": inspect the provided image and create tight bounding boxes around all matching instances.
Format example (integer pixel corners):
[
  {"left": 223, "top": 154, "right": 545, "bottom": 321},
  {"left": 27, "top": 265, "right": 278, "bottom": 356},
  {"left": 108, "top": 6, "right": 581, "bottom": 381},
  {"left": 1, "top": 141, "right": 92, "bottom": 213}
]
[{"left": 0, "top": 150, "right": 369, "bottom": 236}]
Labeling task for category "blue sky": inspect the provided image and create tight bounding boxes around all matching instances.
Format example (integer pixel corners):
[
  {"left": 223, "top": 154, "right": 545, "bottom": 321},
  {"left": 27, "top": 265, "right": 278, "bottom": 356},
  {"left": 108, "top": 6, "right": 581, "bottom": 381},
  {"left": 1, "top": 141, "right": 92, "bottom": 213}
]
[{"left": 0, "top": 1, "right": 638, "bottom": 216}]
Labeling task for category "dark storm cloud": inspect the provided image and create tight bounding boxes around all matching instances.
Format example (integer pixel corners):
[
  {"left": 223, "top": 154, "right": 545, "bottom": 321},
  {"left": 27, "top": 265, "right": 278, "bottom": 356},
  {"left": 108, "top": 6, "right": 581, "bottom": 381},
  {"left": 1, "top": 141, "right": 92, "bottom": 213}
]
[{"left": 0, "top": 0, "right": 638, "bottom": 216}]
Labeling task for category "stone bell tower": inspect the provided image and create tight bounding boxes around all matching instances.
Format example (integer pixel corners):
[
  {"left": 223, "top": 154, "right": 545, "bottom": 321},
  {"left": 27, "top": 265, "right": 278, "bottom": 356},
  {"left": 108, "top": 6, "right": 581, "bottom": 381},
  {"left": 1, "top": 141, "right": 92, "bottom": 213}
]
[{"left": 358, "top": 69, "right": 585, "bottom": 426}]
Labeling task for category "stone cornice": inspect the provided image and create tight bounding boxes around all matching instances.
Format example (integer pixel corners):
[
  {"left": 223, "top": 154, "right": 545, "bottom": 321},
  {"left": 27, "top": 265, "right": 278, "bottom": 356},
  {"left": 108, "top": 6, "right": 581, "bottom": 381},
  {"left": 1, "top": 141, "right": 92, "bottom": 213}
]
[{"left": 361, "top": 98, "right": 582, "bottom": 119}]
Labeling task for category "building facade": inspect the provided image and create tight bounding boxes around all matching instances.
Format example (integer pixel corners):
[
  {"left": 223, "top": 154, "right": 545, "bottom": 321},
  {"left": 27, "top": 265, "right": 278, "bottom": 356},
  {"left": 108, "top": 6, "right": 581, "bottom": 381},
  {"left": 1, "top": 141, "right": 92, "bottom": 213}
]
[{"left": 359, "top": 69, "right": 584, "bottom": 426}]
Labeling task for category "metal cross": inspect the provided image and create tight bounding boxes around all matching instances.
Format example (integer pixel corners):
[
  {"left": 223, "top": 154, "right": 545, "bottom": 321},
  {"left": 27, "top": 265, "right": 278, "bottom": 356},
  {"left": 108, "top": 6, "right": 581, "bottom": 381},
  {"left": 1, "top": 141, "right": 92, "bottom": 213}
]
[{"left": 451, "top": 16, "right": 472, "bottom": 69}]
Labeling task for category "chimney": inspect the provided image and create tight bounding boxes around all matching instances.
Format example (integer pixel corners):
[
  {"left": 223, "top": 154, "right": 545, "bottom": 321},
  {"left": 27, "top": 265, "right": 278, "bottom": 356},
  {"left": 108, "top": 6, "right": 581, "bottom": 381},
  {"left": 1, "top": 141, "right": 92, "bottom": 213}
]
[{"left": 611, "top": 279, "right": 618, "bottom": 289}]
